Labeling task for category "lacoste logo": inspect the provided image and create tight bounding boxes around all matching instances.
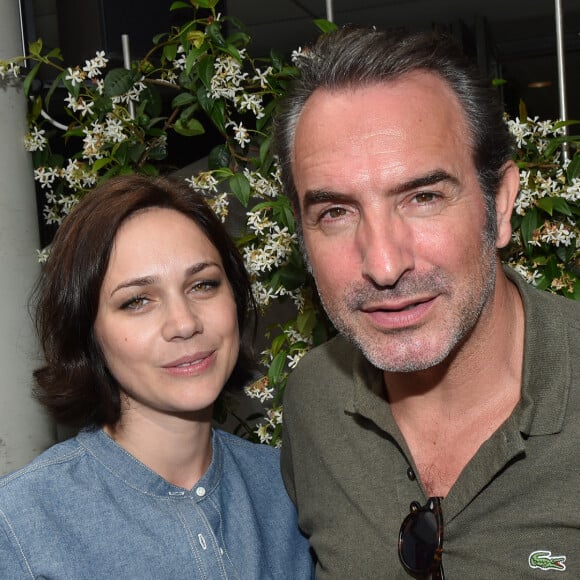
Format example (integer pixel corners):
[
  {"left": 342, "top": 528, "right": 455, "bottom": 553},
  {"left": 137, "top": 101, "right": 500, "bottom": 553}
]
[{"left": 529, "top": 550, "right": 567, "bottom": 572}]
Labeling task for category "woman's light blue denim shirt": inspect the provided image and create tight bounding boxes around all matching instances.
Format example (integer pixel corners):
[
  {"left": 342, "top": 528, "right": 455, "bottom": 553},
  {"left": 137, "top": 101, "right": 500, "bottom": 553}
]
[{"left": 0, "top": 428, "right": 313, "bottom": 579}]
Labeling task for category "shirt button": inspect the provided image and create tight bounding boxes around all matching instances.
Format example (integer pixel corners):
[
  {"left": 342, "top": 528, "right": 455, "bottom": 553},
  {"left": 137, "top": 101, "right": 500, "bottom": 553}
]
[
  {"left": 406, "top": 467, "right": 416, "bottom": 481},
  {"left": 196, "top": 486, "right": 206, "bottom": 497}
]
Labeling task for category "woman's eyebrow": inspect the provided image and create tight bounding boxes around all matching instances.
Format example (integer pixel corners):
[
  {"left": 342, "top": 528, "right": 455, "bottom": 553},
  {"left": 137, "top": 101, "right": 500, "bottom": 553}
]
[{"left": 109, "top": 261, "right": 220, "bottom": 297}]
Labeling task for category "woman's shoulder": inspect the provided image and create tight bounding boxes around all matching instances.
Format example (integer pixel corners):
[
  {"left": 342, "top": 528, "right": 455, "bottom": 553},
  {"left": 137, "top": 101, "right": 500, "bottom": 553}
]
[
  {"left": 213, "top": 429, "right": 281, "bottom": 475},
  {"left": 0, "top": 435, "right": 85, "bottom": 500}
]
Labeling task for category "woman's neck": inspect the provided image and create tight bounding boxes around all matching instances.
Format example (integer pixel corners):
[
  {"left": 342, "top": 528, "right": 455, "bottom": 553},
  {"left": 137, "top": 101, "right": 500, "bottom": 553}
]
[{"left": 104, "top": 408, "right": 213, "bottom": 490}]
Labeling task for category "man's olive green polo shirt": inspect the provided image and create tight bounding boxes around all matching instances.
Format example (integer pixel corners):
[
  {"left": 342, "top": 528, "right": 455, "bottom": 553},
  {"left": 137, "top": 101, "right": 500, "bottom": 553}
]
[{"left": 281, "top": 269, "right": 580, "bottom": 579}]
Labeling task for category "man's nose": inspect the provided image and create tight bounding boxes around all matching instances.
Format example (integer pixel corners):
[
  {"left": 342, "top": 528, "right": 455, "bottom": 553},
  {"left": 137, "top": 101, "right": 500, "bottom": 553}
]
[{"left": 358, "top": 213, "right": 414, "bottom": 288}]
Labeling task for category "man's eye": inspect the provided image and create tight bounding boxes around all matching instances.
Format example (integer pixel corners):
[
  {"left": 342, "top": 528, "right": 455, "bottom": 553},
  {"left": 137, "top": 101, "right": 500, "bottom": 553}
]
[
  {"left": 413, "top": 192, "right": 438, "bottom": 205},
  {"left": 321, "top": 207, "right": 347, "bottom": 220}
]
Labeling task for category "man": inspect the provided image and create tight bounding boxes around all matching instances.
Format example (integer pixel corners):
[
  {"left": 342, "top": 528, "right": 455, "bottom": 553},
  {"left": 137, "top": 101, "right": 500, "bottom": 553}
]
[{"left": 273, "top": 27, "right": 580, "bottom": 578}]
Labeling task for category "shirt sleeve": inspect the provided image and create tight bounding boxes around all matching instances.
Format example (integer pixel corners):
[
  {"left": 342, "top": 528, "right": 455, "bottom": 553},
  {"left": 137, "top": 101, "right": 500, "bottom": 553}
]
[
  {"left": 280, "top": 424, "right": 297, "bottom": 505},
  {"left": 0, "top": 509, "right": 35, "bottom": 579}
]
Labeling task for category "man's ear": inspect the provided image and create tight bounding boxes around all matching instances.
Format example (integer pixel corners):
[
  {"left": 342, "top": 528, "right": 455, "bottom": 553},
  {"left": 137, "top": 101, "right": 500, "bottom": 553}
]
[{"left": 495, "top": 161, "right": 520, "bottom": 249}]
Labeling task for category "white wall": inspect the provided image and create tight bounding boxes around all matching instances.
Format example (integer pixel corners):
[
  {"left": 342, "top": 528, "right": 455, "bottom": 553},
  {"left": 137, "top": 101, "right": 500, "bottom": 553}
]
[{"left": 0, "top": 0, "right": 56, "bottom": 474}]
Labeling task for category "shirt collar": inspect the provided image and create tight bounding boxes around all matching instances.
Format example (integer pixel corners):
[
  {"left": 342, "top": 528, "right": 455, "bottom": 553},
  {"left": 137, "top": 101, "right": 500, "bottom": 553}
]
[
  {"left": 77, "top": 427, "right": 223, "bottom": 498},
  {"left": 347, "top": 267, "right": 571, "bottom": 438}
]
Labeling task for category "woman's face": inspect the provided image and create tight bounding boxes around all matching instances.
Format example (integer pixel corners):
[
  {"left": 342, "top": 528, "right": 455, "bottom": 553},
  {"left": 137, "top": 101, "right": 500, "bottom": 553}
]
[{"left": 94, "top": 207, "right": 239, "bottom": 423}]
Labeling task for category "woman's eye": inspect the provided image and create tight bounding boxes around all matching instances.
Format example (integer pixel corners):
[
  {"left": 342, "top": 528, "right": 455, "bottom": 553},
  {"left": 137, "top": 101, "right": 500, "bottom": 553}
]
[
  {"left": 191, "top": 279, "right": 220, "bottom": 293},
  {"left": 120, "top": 296, "right": 150, "bottom": 310}
]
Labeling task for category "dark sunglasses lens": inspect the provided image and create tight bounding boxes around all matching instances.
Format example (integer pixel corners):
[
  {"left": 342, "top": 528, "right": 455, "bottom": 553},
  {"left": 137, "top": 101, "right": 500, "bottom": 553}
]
[{"left": 400, "top": 510, "right": 439, "bottom": 571}]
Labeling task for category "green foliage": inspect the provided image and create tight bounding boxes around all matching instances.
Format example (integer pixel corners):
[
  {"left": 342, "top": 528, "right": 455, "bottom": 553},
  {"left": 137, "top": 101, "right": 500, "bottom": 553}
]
[{"left": 502, "top": 117, "right": 580, "bottom": 300}]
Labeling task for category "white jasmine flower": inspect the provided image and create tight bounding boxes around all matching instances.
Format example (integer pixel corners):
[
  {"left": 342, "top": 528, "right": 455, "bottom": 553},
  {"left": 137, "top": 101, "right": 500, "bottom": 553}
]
[
  {"left": 82, "top": 51, "right": 109, "bottom": 78},
  {"left": 186, "top": 171, "right": 219, "bottom": 193},
  {"left": 227, "top": 121, "right": 250, "bottom": 148},
  {"left": 65, "top": 66, "right": 85, "bottom": 87},
  {"left": 24, "top": 126, "right": 47, "bottom": 152},
  {"left": 244, "top": 376, "right": 274, "bottom": 403},
  {"left": 255, "top": 423, "right": 273, "bottom": 445},
  {"left": 206, "top": 192, "right": 229, "bottom": 222},
  {"left": 252, "top": 66, "right": 273, "bottom": 89}
]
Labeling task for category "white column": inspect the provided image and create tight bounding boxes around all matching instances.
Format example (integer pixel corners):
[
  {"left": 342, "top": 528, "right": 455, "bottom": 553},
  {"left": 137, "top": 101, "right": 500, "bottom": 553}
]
[{"left": 0, "top": 1, "right": 55, "bottom": 474}]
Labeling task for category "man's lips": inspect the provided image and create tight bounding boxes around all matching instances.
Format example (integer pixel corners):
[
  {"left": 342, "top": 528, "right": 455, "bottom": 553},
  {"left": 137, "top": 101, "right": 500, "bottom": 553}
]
[
  {"left": 360, "top": 296, "right": 437, "bottom": 329},
  {"left": 361, "top": 296, "right": 435, "bottom": 313}
]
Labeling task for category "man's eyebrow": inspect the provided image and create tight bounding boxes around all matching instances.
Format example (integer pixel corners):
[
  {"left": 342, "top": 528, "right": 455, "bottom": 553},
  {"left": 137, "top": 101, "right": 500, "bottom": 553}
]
[
  {"left": 301, "top": 190, "right": 353, "bottom": 211},
  {"left": 301, "top": 170, "right": 459, "bottom": 211},
  {"left": 109, "top": 261, "right": 219, "bottom": 297},
  {"left": 391, "top": 170, "right": 459, "bottom": 194}
]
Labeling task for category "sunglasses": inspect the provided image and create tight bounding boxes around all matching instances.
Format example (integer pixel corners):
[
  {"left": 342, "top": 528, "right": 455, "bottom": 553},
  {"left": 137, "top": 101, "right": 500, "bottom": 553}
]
[{"left": 398, "top": 496, "right": 445, "bottom": 579}]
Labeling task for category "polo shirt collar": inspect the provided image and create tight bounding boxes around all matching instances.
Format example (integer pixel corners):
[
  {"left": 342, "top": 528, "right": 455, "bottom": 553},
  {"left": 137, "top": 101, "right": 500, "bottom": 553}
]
[{"left": 347, "top": 268, "right": 570, "bottom": 438}]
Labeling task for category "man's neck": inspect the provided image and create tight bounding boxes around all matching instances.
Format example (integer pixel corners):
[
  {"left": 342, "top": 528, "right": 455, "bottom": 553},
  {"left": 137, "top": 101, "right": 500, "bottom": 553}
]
[{"left": 385, "top": 269, "right": 525, "bottom": 497}]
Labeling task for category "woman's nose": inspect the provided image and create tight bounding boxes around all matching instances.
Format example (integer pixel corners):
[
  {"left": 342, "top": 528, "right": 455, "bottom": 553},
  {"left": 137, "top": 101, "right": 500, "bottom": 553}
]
[{"left": 161, "top": 297, "right": 202, "bottom": 341}]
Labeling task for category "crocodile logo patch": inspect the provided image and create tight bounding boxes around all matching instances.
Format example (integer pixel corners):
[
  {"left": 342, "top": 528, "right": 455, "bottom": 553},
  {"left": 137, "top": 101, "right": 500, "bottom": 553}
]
[{"left": 529, "top": 550, "right": 567, "bottom": 572}]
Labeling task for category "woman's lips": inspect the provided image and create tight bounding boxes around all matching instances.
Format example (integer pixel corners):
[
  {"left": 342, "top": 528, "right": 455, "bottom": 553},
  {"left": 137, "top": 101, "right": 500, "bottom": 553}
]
[{"left": 162, "top": 351, "right": 216, "bottom": 376}]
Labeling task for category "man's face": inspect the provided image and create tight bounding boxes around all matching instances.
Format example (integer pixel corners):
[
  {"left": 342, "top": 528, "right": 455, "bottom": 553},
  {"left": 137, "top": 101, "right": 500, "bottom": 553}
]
[{"left": 292, "top": 72, "right": 504, "bottom": 372}]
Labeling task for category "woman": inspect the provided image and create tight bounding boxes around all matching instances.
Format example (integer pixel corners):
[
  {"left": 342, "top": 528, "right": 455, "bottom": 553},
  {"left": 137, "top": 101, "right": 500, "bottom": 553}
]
[{"left": 0, "top": 175, "right": 313, "bottom": 578}]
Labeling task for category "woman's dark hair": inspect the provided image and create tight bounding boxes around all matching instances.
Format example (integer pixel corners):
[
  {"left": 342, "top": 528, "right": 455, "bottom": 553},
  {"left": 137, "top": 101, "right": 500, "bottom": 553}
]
[
  {"left": 33, "top": 174, "right": 256, "bottom": 429},
  {"left": 273, "top": 26, "right": 515, "bottom": 241}
]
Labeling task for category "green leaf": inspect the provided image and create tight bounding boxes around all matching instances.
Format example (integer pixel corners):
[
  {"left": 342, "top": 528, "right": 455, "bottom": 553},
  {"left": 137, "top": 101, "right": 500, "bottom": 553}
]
[
  {"left": 259, "top": 135, "right": 272, "bottom": 165},
  {"left": 185, "top": 44, "right": 206, "bottom": 75},
  {"left": 174, "top": 117, "right": 205, "bottom": 136},
  {"left": 226, "top": 31, "right": 251, "bottom": 48},
  {"left": 29, "top": 96, "right": 43, "bottom": 123},
  {"left": 197, "top": 55, "right": 215, "bottom": 90},
  {"left": 267, "top": 351, "right": 287, "bottom": 385},
  {"left": 197, "top": 87, "right": 226, "bottom": 133},
  {"left": 206, "top": 21, "right": 226, "bottom": 47},
  {"left": 152, "top": 32, "right": 169, "bottom": 44},
  {"left": 193, "top": 0, "right": 219, "bottom": 8},
  {"left": 92, "top": 157, "right": 113, "bottom": 172},
  {"left": 28, "top": 39, "right": 43, "bottom": 57},
  {"left": 229, "top": 173, "right": 251, "bottom": 206},
  {"left": 270, "top": 333, "right": 287, "bottom": 357},
  {"left": 172, "top": 92, "right": 196, "bottom": 107},
  {"left": 552, "top": 197, "right": 573, "bottom": 217},
  {"left": 23, "top": 61, "right": 41, "bottom": 97},
  {"left": 103, "top": 68, "right": 138, "bottom": 97},
  {"left": 520, "top": 208, "right": 541, "bottom": 253},
  {"left": 139, "top": 163, "right": 158, "bottom": 176},
  {"left": 296, "top": 309, "right": 316, "bottom": 337},
  {"left": 162, "top": 43, "right": 179, "bottom": 62},
  {"left": 141, "top": 85, "right": 163, "bottom": 117},
  {"left": 567, "top": 153, "right": 580, "bottom": 181},
  {"left": 220, "top": 44, "right": 242, "bottom": 61},
  {"left": 170, "top": 1, "right": 191, "bottom": 10},
  {"left": 535, "top": 197, "right": 555, "bottom": 216},
  {"left": 129, "top": 143, "right": 147, "bottom": 163},
  {"left": 44, "top": 72, "right": 64, "bottom": 108},
  {"left": 314, "top": 19, "right": 338, "bottom": 33},
  {"left": 208, "top": 144, "right": 230, "bottom": 170}
]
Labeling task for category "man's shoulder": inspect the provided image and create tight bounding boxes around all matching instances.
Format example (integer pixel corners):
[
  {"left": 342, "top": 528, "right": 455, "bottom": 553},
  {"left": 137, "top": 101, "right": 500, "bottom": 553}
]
[
  {"left": 506, "top": 266, "right": 580, "bottom": 328},
  {"left": 292, "top": 334, "right": 357, "bottom": 376},
  {"left": 285, "top": 334, "right": 359, "bottom": 406}
]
